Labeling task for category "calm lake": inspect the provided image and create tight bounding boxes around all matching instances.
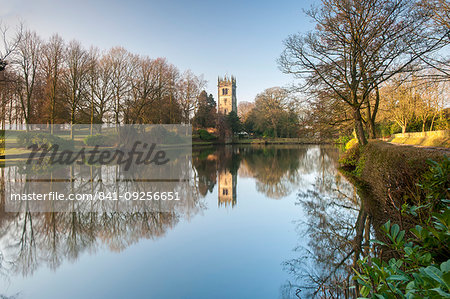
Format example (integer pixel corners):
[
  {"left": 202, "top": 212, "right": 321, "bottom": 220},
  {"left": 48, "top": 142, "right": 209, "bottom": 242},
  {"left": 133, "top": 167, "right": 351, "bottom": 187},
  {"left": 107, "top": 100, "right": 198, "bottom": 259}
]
[{"left": 0, "top": 145, "right": 360, "bottom": 299}]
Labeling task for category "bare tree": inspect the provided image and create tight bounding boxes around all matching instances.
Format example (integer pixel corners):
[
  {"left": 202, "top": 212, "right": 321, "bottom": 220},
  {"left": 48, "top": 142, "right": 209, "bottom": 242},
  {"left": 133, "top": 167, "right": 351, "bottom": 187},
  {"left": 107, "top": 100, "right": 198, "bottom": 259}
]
[
  {"left": 126, "top": 55, "right": 160, "bottom": 124},
  {"left": 417, "top": 0, "right": 450, "bottom": 80},
  {"left": 0, "top": 22, "right": 22, "bottom": 73},
  {"left": 177, "top": 70, "right": 205, "bottom": 125},
  {"left": 63, "top": 40, "right": 90, "bottom": 138},
  {"left": 237, "top": 101, "right": 255, "bottom": 123},
  {"left": 380, "top": 76, "right": 418, "bottom": 133},
  {"left": 279, "top": 0, "right": 447, "bottom": 144},
  {"left": 14, "top": 31, "right": 41, "bottom": 127},
  {"left": 88, "top": 50, "right": 114, "bottom": 127},
  {"left": 104, "top": 47, "right": 131, "bottom": 126},
  {"left": 41, "top": 34, "right": 65, "bottom": 132}
]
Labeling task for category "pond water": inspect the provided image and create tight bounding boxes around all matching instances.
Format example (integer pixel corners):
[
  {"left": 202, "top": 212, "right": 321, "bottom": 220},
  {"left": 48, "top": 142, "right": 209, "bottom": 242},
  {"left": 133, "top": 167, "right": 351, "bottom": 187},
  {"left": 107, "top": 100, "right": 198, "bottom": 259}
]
[{"left": 0, "top": 145, "right": 360, "bottom": 299}]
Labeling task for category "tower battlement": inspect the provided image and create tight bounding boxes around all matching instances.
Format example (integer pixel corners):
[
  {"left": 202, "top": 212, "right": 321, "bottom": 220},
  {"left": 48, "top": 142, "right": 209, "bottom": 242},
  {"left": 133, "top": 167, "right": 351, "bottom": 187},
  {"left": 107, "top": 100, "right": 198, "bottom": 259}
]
[{"left": 217, "top": 75, "right": 236, "bottom": 85}]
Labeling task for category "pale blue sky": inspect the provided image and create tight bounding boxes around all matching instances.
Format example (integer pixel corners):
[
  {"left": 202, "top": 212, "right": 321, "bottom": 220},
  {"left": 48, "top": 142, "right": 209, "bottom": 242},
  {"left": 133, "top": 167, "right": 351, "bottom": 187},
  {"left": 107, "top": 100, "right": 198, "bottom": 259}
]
[{"left": 1, "top": 0, "right": 317, "bottom": 102}]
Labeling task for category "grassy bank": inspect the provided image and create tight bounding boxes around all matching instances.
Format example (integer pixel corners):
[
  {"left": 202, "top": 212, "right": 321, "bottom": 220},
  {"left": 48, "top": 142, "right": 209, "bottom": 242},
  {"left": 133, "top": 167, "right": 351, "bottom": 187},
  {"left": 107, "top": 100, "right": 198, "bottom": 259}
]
[
  {"left": 388, "top": 130, "right": 450, "bottom": 148},
  {"left": 340, "top": 141, "right": 448, "bottom": 229}
]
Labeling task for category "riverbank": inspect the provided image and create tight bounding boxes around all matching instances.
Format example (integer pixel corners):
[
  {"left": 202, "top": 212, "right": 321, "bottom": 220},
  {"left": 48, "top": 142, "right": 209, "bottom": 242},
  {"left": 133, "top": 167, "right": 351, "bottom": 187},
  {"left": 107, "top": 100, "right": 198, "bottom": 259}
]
[
  {"left": 339, "top": 140, "right": 450, "bottom": 298},
  {"left": 339, "top": 140, "right": 448, "bottom": 238}
]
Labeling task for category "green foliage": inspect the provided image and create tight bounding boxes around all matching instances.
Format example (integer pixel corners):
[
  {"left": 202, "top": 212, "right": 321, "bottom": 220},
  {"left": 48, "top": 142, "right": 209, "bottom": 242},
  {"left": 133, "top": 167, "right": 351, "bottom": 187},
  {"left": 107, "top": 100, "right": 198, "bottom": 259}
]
[
  {"left": 148, "top": 126, "right": 184, "bottom": 144},
  {"left": 355, "top": 218, "right": 450, "bottom": 298},
  {"left": 419, "top": 158, "right": 450, "bottom": 208},
  {"left": 193, "top": 91, "right": 216, "bottom": 128},
  {"left": 407, "top": 118, "right": 423, "bottom": 133},
  {"left": 434, "top": 116, "right": 449, "bottom": 131},
  {"left": 339, "top": 140, "right": 360, "bottom": 168},
  {"left": 198, "top": 129, "right": 217, "bottom": 141},
  {"left": 83, "top": 134, "right": 117, "bottom": 147},
  {"left": 354, "top": 158, "right": 450, "bottom": 298},
  {"left": 17, "top": 132, "right": 74, "bottom": 150},
  {"left": 337, "top": 135, "right": 351, "bottom": 146},
  {"left": 377, "top": 121, "right": 402, "bottom": 137},
  {"left": 226, "top": 111, "right": 242, "bottom": 134},
  {"left": 354, "top": 155, "right": 366, "bottom": 177}
]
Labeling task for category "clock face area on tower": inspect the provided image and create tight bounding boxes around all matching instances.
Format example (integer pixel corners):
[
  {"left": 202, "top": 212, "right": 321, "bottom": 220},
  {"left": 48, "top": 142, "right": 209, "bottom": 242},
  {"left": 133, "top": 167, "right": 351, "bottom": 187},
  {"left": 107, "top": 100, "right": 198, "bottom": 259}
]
[{"left": 217, "top": 75, "right": 237, "bottom": 115}]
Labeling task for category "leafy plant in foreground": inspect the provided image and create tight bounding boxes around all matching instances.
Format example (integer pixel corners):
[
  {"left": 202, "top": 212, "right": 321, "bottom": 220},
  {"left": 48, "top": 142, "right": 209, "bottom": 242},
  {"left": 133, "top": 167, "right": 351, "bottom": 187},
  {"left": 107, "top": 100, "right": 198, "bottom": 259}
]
[{"left": 353, "top": 157, "right": 450, "bottom": 298}]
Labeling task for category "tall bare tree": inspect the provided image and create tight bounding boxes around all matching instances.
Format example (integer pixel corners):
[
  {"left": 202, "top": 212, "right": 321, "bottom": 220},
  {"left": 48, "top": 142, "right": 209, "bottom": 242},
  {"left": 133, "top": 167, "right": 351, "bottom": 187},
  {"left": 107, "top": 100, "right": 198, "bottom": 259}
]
[
  {"left": 89, "top": 51, "right": 114, "bottom": 127},
  {"left": 104, "top": 47, "right": 131, "bottom": 126},
  {"left": 380, "top": 76, "right": 418, "bottom": 133},
  {"left": 279, "top": 0, "right": 447, "bottom": 144},
  {"left": 41, "top": 34, "right": 64, "bottom": 132},
  {"left": 63, "top": 40, "right": 90, "bottom": 138},
  {"left": 178, "top": 70, "right": 205, "bottom": 125},
  {"left": 0, "top": 22, "right": 22, "bottom": 74},
  {"left": 15, "top": 31, "right": 41, "bottom": 127}
]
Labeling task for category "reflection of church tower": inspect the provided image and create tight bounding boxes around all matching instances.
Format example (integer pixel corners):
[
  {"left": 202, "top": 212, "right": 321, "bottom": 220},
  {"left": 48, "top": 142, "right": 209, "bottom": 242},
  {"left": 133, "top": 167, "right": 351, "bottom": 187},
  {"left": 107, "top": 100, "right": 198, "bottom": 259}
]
[
  {"left": 217, "top": 75, "right": 237, "bottom": 115},
  {"left": 218, "top": 169, "right": 237, "bottom": 207}
]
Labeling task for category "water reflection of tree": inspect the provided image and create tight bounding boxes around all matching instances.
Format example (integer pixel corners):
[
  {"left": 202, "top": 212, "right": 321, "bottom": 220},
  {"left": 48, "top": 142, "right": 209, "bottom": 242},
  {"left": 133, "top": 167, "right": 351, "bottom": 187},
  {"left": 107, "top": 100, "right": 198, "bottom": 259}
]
[
  {"left": 192, "top": 145, "right": 310, "bottom": 200},
  {"left": 0, "top": 159, "right": 201, "bottom": 278},
  {"left": 0, "top": 210, "right": 181, "bottom": 277},
  {"left": 282, "top": 148, "right": 361, "bottom": 298},
  {"left": 192, "top": 147, "right": 218, "bottom": 196},
  {"left": 242, "top": 146, "right": 303, "bottom": 198}
]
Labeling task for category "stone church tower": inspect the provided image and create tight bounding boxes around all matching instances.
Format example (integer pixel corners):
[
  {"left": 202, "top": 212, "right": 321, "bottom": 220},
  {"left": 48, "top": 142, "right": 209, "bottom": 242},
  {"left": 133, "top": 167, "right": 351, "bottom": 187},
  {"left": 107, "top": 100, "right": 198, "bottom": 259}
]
[{"left": 217, "top": 75, "right": 237, "bottom": 115}]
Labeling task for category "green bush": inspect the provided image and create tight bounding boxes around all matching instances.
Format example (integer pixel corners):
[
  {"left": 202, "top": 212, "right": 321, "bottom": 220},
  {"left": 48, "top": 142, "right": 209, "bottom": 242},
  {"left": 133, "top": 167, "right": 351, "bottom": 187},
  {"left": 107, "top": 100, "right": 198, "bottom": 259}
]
[
  {"left": 339, "top": 140, "right": 361, "bottom": 168},
  {"left": 17, "top": 132, "right": 74, "bottom": 150},
  {"left": 337, "top": 135, "right": 351, "bottom": 144},
  {"left": 355, "top": 220, "right": 450, "bottom": 298},
  {"left": 198, "top": 129, "right": 217, "bottom": 141},
  {"left": 147, "top": 126, "right": 184, "bottom": 144},
  {"left": 354, "top": 157, "right": 450, "bottom": 298},
  {"left": 84, "top": 134, "right": 117, "bottom": 147}
]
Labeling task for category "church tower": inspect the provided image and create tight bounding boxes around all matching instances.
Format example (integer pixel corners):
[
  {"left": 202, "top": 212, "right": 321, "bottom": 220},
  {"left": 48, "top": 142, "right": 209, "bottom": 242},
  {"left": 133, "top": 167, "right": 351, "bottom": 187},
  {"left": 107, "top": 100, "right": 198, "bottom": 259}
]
[{"left": 217, "top": 75, "right": 237, "bottom": 115}]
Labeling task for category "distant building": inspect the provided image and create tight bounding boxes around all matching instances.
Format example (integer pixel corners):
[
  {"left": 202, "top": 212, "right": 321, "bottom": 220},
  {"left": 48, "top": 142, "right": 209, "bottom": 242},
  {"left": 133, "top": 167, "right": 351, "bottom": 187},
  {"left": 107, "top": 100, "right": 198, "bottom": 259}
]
[{"left": 217, "top": 75, "right": 237, "bottom": 115}]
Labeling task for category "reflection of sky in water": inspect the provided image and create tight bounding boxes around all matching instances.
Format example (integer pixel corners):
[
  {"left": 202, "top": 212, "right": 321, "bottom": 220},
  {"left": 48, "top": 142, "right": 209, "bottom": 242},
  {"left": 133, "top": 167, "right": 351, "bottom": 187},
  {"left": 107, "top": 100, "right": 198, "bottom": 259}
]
[{"left": 0, "top": 145, "right": 357, "bottom": 299}]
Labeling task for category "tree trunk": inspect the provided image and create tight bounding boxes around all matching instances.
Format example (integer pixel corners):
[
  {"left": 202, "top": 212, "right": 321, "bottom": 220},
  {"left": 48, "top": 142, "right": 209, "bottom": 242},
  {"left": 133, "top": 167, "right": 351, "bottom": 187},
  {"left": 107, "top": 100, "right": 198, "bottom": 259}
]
[
  {"left": 430, "top": 114, "right": 437, "bottom": 131},
  {"left": 353, "top": 108, "right": 367, "bottom": 145},
  {"left": 368, "top": 85, "right": 380, "bottom": 139},
  {"left": 90, "top": 91, "right": 94, "bottom": 135},
  {"left": 70, "top": 109, "right": 75, "bottom": 139},
  {"left": 367, "top": 118, "right": 376, "bottom": 139}
]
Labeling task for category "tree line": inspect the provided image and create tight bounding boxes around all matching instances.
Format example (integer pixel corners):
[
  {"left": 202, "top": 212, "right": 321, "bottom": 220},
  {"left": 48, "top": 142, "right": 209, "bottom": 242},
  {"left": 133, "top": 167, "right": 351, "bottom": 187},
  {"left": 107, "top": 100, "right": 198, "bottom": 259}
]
[
  {"left": 0, "top": 26, "right": 206, "bottom": 130},
  {"left": 193, "top": 87, "right": 301, "bottom": 139}
]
